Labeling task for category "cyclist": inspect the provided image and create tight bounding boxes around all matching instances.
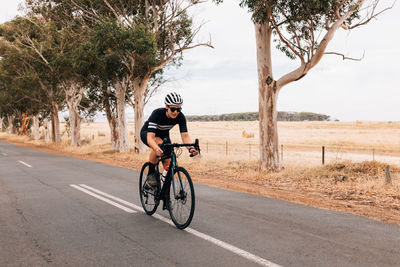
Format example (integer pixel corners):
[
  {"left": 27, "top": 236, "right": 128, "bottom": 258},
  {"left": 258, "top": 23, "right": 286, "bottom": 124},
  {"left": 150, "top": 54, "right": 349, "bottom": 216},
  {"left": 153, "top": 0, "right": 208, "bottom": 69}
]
[{"left": 140, "top": 92, "right": 199, "bottom": 187}]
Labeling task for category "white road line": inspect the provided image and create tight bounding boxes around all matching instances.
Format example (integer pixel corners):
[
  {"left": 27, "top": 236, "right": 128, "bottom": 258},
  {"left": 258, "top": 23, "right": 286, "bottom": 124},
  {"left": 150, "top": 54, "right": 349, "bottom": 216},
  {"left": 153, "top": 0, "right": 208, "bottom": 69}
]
[
  {"left": 70, "top": 185, "right": 137, "bottom": 213},
  {"left": 185, "top": 228, "right": 281, "bottom": 267},
  {"left": 18, "top": 161, "right": 32, "bottom": 168},
  {"left": 79, "top": 184, "right": 143, "bottom": 211},
  {"left": 77, "top": 184, "right": 281, "bottom": 267},
  {"left": 1, "top": 152, "right": 7, "bottom": 156}
]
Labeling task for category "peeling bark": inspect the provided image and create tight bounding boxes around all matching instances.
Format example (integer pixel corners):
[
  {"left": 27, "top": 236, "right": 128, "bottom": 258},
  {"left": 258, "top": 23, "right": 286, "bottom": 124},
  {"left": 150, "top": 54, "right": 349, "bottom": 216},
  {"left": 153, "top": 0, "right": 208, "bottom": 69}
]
[
  {"left": 32, "top": 115, "right": 40, "bottom": 140},
  {"left": 259, "top": 83, "right": 280, "bottom": 171},
  {"left": 104, "top": 95, "right": 119, "bottom": 150},
  {"left": 51, "top": 100, "right": 61, "bottom": 143},
  {"left": 114, "top": 79, "right": 130, "bottom": 152},
  {"left": 44, "top": 119, "right": 51, "bottom": 143},
  {"left": 65, "top": 82, "right": 84, "bottom": 146},
  {"left": 7, "top": 115, "right": 16, "bottom": 134},
  {"left": 132, "top": 77, "right": 150, "bottom": 153},
  {"left": 255, "top": 22, "right": 280, "bottom": 171}
]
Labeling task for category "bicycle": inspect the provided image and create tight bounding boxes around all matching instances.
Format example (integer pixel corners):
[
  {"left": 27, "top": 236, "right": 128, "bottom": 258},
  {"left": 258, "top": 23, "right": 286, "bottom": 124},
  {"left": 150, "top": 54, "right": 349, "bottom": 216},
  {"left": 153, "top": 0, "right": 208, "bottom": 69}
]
[{"left": 139, "top": 139, "right": 200, "bottom": 229}]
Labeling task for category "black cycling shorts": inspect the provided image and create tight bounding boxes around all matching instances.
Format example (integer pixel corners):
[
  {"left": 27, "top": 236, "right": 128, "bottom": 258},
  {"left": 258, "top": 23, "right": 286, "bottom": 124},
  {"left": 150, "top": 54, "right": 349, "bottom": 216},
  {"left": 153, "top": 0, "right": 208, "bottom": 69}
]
[{"left": 140, "top": 125, "right": 170, "bottom": 148}]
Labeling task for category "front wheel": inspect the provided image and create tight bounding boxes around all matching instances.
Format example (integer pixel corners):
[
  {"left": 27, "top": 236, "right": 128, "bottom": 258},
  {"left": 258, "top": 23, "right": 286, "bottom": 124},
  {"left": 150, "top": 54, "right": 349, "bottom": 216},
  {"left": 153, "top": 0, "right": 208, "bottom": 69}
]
[
  {"left": 168, "top": 167, "right": 195, "bottom": 229},
  {"left": 139, "top": 162, "right": 160, "bottom": 215}
]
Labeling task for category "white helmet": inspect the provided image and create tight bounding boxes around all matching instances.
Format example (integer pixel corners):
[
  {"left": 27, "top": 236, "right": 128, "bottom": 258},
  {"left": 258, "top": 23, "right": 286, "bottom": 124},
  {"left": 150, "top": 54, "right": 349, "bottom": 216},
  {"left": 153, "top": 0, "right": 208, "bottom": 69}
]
[{"left": 164, "top": 92, "right": 183, "bottom": 106}]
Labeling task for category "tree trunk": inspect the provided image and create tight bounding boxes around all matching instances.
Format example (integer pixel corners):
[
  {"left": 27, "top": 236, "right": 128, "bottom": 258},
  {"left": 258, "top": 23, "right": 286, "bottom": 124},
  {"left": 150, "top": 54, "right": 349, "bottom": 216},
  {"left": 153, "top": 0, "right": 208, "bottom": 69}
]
[
  {"left": 259, "top": 84, "right": 280, "bottom": 171},
  {"left": 65, "top": 82, "right": 84, "bottom": 146},
  {"left": 114, "top": 79, "right": 130, "bottom": 152},
  {"left": 51, "top": 100, "right": 61, "bottom": 143},
  {"left": 0, "top": 117, "right": 3, "bottom": 132},
  {"left": 32, "top": 115, "right": 40, "bottom": 140},
  {"left": 132, "top": 77, "right": 150, "bottom": 153},
  {"left": 255, "top": 22, "right": 280, "bottom": 171},
  {"left": 104, "top": 96, "right": 119, "bottom": 150},
  {"left": 7, "top": 115, "right": 16, "bottom": 134},
  {"left": 44, "top": 119, "right": 51, "bottom": 143}
]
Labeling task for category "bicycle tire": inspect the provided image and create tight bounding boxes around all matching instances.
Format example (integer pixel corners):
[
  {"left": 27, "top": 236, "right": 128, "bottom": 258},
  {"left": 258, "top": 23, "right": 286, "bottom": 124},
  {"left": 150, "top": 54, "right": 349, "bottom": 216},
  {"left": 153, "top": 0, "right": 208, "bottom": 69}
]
[
  {"left": 167, "top": 167, "right": 195, "bottom": 229},
  {"left": 139, "top": 162, "right": 160, "bottom": 215}
]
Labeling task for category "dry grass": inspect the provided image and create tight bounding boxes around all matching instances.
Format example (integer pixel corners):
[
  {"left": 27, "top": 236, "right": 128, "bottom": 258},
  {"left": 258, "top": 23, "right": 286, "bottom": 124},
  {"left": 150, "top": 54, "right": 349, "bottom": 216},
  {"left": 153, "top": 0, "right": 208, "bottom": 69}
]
[
  {"left": 1, "top": 120, "right": 400, "bottom": 225},
  {"left": 71, "top": 121, "right": 400, "bottom": 164}
]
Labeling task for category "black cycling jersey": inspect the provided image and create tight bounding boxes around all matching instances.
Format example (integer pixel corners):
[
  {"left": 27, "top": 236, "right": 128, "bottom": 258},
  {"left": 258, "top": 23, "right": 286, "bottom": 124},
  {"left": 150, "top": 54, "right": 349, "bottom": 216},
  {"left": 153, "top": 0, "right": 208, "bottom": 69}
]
[{"left": 141, "top": 108, "right": 188, "bottom": 140}]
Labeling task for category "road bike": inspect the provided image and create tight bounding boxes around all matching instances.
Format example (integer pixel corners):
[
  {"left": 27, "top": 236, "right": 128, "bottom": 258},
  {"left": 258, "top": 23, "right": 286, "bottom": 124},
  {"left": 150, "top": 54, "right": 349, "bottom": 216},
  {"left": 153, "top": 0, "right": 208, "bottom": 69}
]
[{"left": 139, "top": 139, "right": 200, "bottom": 229}]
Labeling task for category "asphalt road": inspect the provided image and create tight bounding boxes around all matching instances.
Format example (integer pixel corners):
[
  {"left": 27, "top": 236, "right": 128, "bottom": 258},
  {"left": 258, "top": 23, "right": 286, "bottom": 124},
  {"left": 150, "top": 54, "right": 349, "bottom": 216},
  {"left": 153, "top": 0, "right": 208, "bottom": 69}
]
[{"left": 1, "top": 140, "right": 399, "bottom": 267}]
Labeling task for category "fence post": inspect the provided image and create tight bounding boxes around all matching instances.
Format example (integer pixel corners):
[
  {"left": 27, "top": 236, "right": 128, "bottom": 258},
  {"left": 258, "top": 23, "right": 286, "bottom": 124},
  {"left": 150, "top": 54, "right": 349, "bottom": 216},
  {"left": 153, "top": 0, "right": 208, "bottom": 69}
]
[
  {"left": 281, "top": 144, "right": 283, "bottom": 161},
  {"left": 385, "top": 165, "right": 392, "bottom": 184},
  {"left": 226, "top": 141, "right": 228, "bottom": 156},
  {"left": 207, "top": 141, "right": 208, "bottom": 153},
  {"left": 322, "top": 146, "right": 325, "bottom": 165},
  {"left": 373, "top": 149, "right": 375, "bottom": 161}
]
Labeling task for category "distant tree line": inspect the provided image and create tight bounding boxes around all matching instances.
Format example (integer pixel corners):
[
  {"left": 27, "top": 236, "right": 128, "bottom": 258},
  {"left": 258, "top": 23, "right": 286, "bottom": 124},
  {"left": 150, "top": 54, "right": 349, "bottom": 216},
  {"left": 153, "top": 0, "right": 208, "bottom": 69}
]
[{"left": 186, "top": 112, "right": 331, "bottom": 122}]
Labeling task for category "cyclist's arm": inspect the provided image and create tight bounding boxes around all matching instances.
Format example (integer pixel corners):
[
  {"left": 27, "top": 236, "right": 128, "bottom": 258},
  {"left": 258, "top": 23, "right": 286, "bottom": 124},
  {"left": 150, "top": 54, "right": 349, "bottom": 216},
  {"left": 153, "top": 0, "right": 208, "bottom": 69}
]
[
  {"left": 180, "top": 132, "right": 192, "bottom": 144},
  {"left": 180, "top": 132, "right": 198, "bottom": 155}
]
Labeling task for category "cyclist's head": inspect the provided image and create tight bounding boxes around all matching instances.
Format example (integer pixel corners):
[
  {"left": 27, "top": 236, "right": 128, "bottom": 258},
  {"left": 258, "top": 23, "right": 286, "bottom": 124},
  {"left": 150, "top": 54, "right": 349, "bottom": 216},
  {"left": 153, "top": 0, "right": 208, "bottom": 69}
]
[{"left": 164, "top": 92, "right": 183, "bottom": 106}]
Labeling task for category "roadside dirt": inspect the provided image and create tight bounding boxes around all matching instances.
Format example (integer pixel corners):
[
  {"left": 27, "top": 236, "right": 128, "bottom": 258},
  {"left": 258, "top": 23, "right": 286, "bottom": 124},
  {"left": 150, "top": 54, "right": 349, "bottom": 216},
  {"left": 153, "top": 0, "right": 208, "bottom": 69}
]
[{"left": 2, "top": 137, "right": 400, "bottom": 226}]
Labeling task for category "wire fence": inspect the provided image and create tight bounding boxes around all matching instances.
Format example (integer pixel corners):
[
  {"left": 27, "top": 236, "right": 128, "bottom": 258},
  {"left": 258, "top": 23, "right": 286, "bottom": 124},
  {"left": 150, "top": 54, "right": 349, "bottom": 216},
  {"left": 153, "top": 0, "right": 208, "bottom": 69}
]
[
  {"left": 200, "top": 141, "right": 400, "bottom": 166},
  {"left": 76, "top": 126, "right": 400, "bottom": 166}
]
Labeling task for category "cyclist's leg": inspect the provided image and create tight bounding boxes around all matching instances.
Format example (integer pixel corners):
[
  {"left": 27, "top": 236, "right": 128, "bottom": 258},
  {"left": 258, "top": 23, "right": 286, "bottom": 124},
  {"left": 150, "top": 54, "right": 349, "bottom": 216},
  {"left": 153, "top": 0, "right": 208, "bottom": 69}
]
[
  {"left": 141, "top": 129, "right": 161, "bottom": 186},
  {"left": 148, "top": 136, "right": 163, "bottom": 164},
  {"left": 161, "top": 135, "right": 172, "bottom": 168}
]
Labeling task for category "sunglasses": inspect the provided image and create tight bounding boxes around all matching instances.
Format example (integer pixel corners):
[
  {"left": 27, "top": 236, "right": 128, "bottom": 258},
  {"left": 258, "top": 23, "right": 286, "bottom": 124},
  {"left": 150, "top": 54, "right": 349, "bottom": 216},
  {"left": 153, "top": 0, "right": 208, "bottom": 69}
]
[{"left": 168, "top": 106, "right": 182, "bottom": 112}]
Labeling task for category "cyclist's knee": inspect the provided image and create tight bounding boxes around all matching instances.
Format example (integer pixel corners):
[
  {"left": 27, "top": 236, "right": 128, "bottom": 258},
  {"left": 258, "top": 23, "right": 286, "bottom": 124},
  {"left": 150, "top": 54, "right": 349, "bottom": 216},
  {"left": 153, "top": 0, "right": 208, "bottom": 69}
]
[{"left": 154, "top": 137, "right": 163, "bottom": 144}]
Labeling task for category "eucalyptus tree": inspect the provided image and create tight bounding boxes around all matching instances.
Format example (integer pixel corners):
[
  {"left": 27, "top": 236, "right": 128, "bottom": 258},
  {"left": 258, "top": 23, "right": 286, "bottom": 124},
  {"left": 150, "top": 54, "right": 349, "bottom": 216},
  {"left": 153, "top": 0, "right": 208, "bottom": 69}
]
[
  {"left": 0, "top": 17, "right": 66, "bottom": 142},
  {"left": 25, "top": 0, "right": 155, "bottom": 151},
  {"left": 0, "top": 33, "right": 47, "bottom": 137},
  {"left": 216, "top": 0, "right": 394, "bottom": 171},
  {"left": 59, "top": 0, "right": 212, "bottom": 152},
  {"left": 89, "top": 19, "right": 156, "bottom": 152},
  {"left": 24, "top": 0, "right": 101, "bottom": 145},
  {"left": 70, "top": 19, "right": 153, "bottom": 151}
]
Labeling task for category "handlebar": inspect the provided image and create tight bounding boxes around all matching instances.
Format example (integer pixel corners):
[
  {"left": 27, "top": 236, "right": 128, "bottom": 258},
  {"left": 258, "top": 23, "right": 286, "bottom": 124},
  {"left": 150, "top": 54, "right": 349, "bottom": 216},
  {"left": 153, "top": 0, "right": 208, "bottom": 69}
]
[{"left": 159, "top": 138, "right": 201, "bottom": 157}]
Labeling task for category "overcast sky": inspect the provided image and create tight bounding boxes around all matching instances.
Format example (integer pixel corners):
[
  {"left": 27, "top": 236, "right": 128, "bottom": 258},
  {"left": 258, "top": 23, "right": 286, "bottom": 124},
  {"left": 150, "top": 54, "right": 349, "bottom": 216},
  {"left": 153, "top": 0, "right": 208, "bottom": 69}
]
[{"left": 1, "top": 1, "right": 399, "bottom": 121}]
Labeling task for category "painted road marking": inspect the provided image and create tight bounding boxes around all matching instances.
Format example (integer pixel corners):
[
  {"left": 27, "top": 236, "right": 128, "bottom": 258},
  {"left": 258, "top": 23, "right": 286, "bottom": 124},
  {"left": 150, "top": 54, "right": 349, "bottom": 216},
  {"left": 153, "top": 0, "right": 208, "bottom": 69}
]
[
  {"left": 2, "top": 153, "right": 7, "bottom": 156},
  {"left": 70, "top": 185, "right": 137, "bottom": 213},
  {"left": 79, "top": 184, "right": 141, "bottom": 210},
  {"left": 18, "top": 161, "right": 32, "bottom": 168},
  {"left": 77, "top": 184, "right": 281, "bottom": 267}
]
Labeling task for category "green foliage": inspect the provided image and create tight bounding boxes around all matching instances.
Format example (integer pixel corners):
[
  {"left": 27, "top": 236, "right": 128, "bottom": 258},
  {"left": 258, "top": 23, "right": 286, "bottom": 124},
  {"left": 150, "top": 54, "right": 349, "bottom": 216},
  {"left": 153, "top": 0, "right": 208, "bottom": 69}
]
[
  {"left": 186, "top": 111, "right": 331, "bottom": 122},
  {"left": 90, "top": 19, "right": 157, "bottom": 79}
]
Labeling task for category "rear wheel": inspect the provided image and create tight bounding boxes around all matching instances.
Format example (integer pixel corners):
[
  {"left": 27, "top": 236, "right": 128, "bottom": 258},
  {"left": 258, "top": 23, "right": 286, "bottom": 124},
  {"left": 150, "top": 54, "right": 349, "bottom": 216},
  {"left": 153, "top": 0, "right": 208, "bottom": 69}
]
[
  {"left": 168, "top": 167, "right": 195, "bottom": 229},
  {"left": 139, "top": 162, "right": 160, "bottom": 215}
]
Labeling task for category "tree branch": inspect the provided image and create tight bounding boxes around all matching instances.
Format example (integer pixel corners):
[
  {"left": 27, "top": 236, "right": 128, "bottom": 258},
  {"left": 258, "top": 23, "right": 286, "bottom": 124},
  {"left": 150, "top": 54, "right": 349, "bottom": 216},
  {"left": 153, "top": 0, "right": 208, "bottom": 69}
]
[
  {"left": 324, "top": 51, "right": 365, "bottom": 61},
  {"left": 348, "top": 0, "right": 396, "bottom": 29},
  {"left": 264, "top": 0, "right": 305, "bottom": 62}
]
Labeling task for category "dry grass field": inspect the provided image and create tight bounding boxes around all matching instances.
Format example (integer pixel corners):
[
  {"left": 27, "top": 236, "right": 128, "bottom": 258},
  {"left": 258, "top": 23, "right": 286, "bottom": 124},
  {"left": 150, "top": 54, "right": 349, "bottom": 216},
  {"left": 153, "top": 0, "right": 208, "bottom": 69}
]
[
  {"left": 77, "top": 120, "right": 400, "bottom": 165},
  {"left": 1, "top": 120, "right": 400, "bottom": 225}
]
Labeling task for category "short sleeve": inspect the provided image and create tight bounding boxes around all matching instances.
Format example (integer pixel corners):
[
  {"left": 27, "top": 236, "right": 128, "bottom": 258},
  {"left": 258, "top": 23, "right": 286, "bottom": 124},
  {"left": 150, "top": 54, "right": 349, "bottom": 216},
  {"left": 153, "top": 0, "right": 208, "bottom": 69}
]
[
  {"left": 178, "top": 113, "right": 188, "bottom": 133},
  {"left": 147, "top": 110, "right": 158, "bottom": 133}
]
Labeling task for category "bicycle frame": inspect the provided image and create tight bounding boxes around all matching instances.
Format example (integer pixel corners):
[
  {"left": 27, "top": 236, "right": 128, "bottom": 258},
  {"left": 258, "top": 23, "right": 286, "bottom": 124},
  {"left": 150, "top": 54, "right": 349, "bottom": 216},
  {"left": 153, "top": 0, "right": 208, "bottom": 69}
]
[
  {"left": 157, "top": 149, "right": 179, "bottom": 204},
  {"left": 157, "top": 139, "right": 200, "bottom": 205}
]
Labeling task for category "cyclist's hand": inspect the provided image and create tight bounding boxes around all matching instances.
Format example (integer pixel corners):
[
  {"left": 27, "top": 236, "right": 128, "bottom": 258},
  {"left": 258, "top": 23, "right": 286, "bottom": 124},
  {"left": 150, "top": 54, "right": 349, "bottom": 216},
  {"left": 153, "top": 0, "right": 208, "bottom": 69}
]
[
  {"left": 155, "top": 147, "right": 164, "bottom": 157},
  {"left": 189, "top": 147, "right": 199, "bottom": 157}
]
